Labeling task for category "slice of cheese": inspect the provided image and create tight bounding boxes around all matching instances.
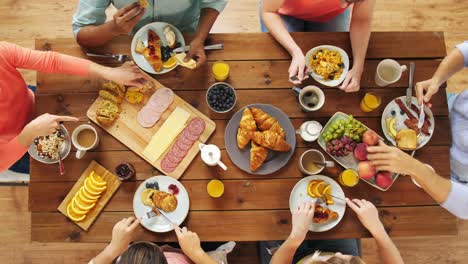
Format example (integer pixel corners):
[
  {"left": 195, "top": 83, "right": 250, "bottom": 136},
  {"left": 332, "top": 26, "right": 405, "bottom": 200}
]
[
  {"left": 143, "top": 107, "right": 191, "bottom": 163},
  {"left": 174, "top": 52, "right": 197, "bottom": 69}
]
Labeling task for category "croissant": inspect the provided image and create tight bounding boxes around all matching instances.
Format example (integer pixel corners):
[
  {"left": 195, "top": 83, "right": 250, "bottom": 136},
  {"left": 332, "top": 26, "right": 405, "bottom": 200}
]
[
  {"left": 240, "top": 108, "right": 257, "bottom": 131},
  {"left": 250, "top": 107, "right": 285, "bottom": 138},
  {"left": 252, "top": 130, "right": 291, "bottom": 152},
  {"left": 237, "top": 128, "right": 252, "bottom": 149},
  {"left": 250, "top": 141, "right": 268, "bottom": 171}
]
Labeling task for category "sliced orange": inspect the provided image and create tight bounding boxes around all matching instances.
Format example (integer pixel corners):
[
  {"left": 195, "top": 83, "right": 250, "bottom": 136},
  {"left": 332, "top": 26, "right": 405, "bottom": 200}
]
[
  {"left": 313, "top": 181, "right": 325, "bottom": 197},
  {"left": 307, "top": 180, "right": 320, "bottom": 198},
  {"left": 89, "top": 172, "right": 107, "bottom": 187},
  {"left": 163, "top": 56, "right": 177, "bottom": 69},
  {"left": 76, "top": 191, "right": 98, "bottom": 205},
  {"left": 80, "top": 186, "right": 101, "bottom": 201},
  {"left": 67, "top": 203, "right": 86, "bottom": 222},
  {"left": 70, "top": 199, "right": 89, "bottom": 215},
  {"left": 322, "top": 185, "right": 334, "bottom": 205},
  {"left": 85, "top": 178, "right": 107, "bottom": 193},
  {"left": 73, "top": 197, "right": 96, "bottom": 211}
]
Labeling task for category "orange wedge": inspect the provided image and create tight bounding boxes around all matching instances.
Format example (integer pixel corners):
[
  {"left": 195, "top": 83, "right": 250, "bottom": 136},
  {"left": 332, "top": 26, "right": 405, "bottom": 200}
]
[
  {"left": 73, "top": 197, "right": 96, "bottom": 211},
  {"left": 313, "top": 181, "right": 325, "bottom": 198},
  {"left": 76, "top": 191, "right": 98, "bottom": 205},
  {"left": 322, "top": 185, "right": 334, "bottom": 205},
  {"left": 70, "top": 200, "right": 89, "bottom": 215},
  {"left": 67, "top": 203, "right": 86, "bottom": 222},
  {"left": 307, "top": 180, "right": 320, "bottom": 198},
  {"left": 85, "top": 178, "right": 107, "bottom": 193},
  {"left": 80, "top": 186, "right": 101, "bottom": 201},
  {"left": 89, "top": 171, "right": 107, "bottom": 187}
]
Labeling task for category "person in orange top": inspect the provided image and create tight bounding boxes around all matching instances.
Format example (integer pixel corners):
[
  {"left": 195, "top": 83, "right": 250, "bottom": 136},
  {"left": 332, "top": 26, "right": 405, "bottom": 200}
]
[
  {"left": 0, "top": 41, "right": 147, "bottom": 173},
  {"left": 260, "top": 0, "right": 375, "bottom": 92}
]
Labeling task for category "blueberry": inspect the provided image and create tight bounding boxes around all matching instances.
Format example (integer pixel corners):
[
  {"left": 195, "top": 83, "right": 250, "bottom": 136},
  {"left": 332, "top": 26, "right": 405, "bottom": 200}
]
[
  {"left": 152, "top": 182, "right": 160, "bottom": 190},
  {"left": 391, "top": 110, "right": 396, "bottom": 116},
  {"left": 400, "top": 110, "right": 405, "bottom": 115},
  {"left": 145, "top": 182, "right": 153, "bottom": 189}
]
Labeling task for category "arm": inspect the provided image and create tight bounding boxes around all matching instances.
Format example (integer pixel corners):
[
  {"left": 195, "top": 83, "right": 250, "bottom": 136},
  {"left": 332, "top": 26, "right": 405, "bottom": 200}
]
[
  {"left": 346, "top": 199, "right": 403, "bottom": 264},
  {"left": 174, "top": 226, "right": 217, "bottom": 264},
  {"left": 339, "top": 0, "right": 375, "bottom": 92},
  {"left": 261, "top": 0, "right": 306, "bottom": 84},
  {"left": 416, "top": 43, "right": 467, "bottom": 106},
  {"left": 270, "top": 202, "right": 314, "bottom": 264},
  {"left": 74, "top": 2, "right": 144, "bottom": 48}
]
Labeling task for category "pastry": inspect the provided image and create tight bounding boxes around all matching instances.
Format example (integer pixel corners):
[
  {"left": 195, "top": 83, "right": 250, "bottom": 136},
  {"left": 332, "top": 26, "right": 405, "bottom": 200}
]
[
  {"left": 102, "top": 81, "right": 126, "bottom": 97},
  {"left": 313, "top": 205, "right": 338, "bottom": 224},
  {"left": 396, "top": 128, "right": 417, "bottom": 150},
  {"left": 96, "top": 100, "right": 120, "bottom": 126},
  {"left": 252, "top": 130, "right": 291, "bottom": 152},
  {"left": 163, "top": 26, "right": 177, "bottom": 49},
  {"left": 135, "top": 38, "right": 146, "bottom": 54},
  {"left": 144, "top": 30, "right": 163, "bottom": 72},
  {"left": 240, "top": 108, "right": 257, "bottom": 131},
  {"left": 250, "top": 107, "right": 285, "bottom": 138},
  {"left": 152, "top": 190, "right": 178, "bottom": 212},
  {"left": 138, "top": 0, "right": 149, "bottom": 8},
  {"left": 99, "top": 90, "right": 122, "bottom": 104},
  {"left": 250, "top": 141, "right": 268, "bottom": 171},
  {"left": 237, "top": 128, "right": 252, "bottom": 149}
]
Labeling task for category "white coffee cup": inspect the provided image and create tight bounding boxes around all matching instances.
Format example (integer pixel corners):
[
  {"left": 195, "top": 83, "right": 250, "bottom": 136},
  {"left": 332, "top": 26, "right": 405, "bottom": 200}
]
[
  {"left": 292, "top": 86, "right": 325, "bottom": 112},
  {"left": 298, "top": 149, "right": 334, "bottom": 175},
  {"left": 72, "top": 124, "right": 99, "bottom": 159},
  {"left": 375, "top": 59, "right": 407, "bottom": 87}
]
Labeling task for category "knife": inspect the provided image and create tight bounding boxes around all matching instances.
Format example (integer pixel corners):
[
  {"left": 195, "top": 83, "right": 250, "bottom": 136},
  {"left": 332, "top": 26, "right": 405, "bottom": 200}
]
[
  {"left": 172, "top": 44, "right": 224, "bottom": 53},
  {"left": 417, "top": 101, "right": 425, "bottom": 129},
  {"left": 406, "top": 62, "right": 415, "bottom": 107}
]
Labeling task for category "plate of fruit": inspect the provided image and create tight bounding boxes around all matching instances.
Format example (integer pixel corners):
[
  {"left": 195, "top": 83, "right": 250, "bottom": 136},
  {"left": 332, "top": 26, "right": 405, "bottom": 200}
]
[
  {"left": 289, "top": 175, "right": 345, "bottom": 232},
  {"left": 381, "top": 96, "right": 435, "bottom": 150},
  {"left": 317, "top": 112, "right": 397, "bottom": 191}
]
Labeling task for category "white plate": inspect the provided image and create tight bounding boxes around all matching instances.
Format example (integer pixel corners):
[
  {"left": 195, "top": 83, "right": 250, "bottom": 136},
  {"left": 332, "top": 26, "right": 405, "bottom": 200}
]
[
  {"left": 305, "top": 45, "right": 350, "bottom": 87},
  {"left": 28, "top": 124, "right": 71, "bottom": 164},
  {"left": 131, "top": 22, "right": 185, "bottom": 74},
  {"left": 381, "top": 96, "right": 435, "bottom": 149},
  {"left": 133, "top": 176, "right": 190, "bottom": 233},
  {"left": 289, "top": 175, "right": 346, "bottom": 232}
]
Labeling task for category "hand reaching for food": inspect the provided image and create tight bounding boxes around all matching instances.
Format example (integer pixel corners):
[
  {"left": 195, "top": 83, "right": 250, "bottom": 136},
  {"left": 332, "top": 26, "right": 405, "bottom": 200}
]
[
  {"left": 345, "top": 198, "right": 384, "bottom": 235},
  {"left": 108, "top": 217, "right": 141, "bottom": 256},
  {"left": 94, "top": 62, "right": 147, "bottom": 87},
  {"left": 289, "top": 51, "right": 308, "bottom": 85},
  {"left": 339, "top": 67, "right": 361, "bottom": 92},
  {"left": 367, "top": 140, "right": 420, "bottom": 176},
  {"left": 290, "top": 201, "right": 315, "bottom": 242},
  {"left": 175, "top": 226, "right": 205, "bottom": 261},
  {"left": 185, "top": 38, "right": 207, "bottom": 69},
  {"left": 18, "top": 114, "right": 78, "bottom": 147},
  {"left": 112, "top": 3, "right": 145, "bottom": 36},
  {"left": 415, "top": 78, "right": 440, "bottom": 108}
]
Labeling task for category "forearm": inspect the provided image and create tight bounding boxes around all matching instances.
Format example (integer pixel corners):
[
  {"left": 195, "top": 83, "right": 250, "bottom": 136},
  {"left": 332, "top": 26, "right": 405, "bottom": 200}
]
[
  {"left": 261, "top": 11, "right": 302, "bottom": 56},
  {"left": 0, "top": 135, "right": 29, "bottom": 172},
  {"left": 431, "top": 48, "right": 465, "bottom": 86},
  {"left": 193, "top": 8, "right": 220, "bottom": 43},
  {"left": 411, "top": 162, "right": 451, "bottom": 204},
  {"left": 349, "top": 18, "right": 372, "bottom": 74},
  {"left": 76, "top": 22, "right": 118, "bottom": 48},
  {"left": 92, "top": 245, "right": 120, "bottom": 264},
  {"left": 188, "top": 250, "right": 217, "bottom": 264},
  {"left": 371, "top": 228, "right": 404, "bottom": 264},
  {"left": 270, "top": 235, "right": 302, "bottom": 264}
]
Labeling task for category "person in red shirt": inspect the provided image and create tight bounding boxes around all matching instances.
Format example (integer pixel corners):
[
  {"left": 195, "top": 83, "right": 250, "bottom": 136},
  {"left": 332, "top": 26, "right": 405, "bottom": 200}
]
[
  {"left": 260, "top": 0, "right": 375, "bottom": 92},
  {"left": 0, "top": 41, "right": 147, "bottom": 173}
]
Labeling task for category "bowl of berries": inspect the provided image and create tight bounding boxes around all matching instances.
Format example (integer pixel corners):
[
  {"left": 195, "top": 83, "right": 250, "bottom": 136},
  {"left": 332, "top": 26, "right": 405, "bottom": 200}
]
[{"left": 206, "top": 82, "right": 237, "bottom": 113}]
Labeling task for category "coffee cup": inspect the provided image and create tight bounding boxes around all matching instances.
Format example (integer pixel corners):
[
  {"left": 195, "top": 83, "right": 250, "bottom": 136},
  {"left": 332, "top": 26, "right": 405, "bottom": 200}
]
[
  {"left": 375, "top": 59, "right": 407, "bottom": 87},
  {"left": 292, "top": 86, "right": 325, "bottom": 112},
  {"left": 298, "top": 149, "right": 334, "bottom": 175},
  {"left": 72, "top": 124, "right": 99, "bottom": 159}
]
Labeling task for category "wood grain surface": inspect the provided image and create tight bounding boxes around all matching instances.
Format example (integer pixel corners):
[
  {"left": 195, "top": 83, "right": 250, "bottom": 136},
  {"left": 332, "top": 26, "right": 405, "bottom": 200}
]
[
  {"left": 31, "top": 32, "right": 455, "bottom": 243},
  {"left": 56, "top": 160, "right": 121, "bottom": 231}
]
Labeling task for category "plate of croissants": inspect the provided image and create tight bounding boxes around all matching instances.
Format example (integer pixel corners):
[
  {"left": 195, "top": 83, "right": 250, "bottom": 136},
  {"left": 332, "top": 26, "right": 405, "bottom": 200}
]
[
  {"left": 133, "top": 176, "right": 189, "bottom": 233},
  {"left": 225, "top": 104, "right": 296, "bottom": 175}
]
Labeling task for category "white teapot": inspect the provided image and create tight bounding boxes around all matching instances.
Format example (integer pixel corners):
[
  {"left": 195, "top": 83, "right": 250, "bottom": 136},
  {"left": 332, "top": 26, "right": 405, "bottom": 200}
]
[{"left": 198, "top": 143, "right": 227, "bottom": 170}]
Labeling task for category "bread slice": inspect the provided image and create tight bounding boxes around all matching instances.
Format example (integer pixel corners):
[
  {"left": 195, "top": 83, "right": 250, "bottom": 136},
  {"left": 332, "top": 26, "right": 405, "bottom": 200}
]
[
  {"left": 396, "top": 128, "right": 417, "bottom": 150},
  {"left": 99, "top": 90, "right": 122, "bottom": 104},
  {"left": 102, "top": 81, "right": 126, "bottom": 97},
  {"left": 96, "top": 100, "right": 120, "bottom": 126},
  {"left": 135, "top": 38, "right": 146, "bottom": 54}
]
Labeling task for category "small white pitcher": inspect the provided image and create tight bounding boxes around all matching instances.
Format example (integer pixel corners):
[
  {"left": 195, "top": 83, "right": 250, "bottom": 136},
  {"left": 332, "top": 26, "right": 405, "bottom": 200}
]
[{"left": 198, "top": 143, "right": 227, "bottom": 170}]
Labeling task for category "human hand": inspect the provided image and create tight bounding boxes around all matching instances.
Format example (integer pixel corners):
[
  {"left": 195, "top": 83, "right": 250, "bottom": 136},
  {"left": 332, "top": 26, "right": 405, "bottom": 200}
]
[
  {"left": 19, "top": 114, "right": 78, "bottom": 146},
  {"left": 345, "top": 198, "right": 384, "bottom": 235},
  {"left": 175, "top": 226, "right": 205, "bottom": 261},
  {"left": 108, "top": 217, "right": 141, "bottom": 257},
  {"left": 290, "top": 201, "right": 315, "bottom": 243},
  {"left": 112, "top": 3, "right": 145, "bottom": 35},
  {"left": 185, "top": 38, "right": 206, "bottom": 68},
  {"left": 101, "top": 62, "right": 147, "bottom": 87},
  {"left": 415, "top": 78, "right": 440, "bottom": 108},
  {"left": 289, "top": 51, "right": 308, "bottom": 85},
  {"left": 367, "top": 140, "right": 419, "bottom": 176},
  {"left": 339, "top": 67, "right": 362, "bottom": 92}
]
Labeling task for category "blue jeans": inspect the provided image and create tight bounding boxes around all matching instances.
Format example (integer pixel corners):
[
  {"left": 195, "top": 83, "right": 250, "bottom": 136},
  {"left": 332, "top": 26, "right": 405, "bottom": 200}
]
[
  {"left": 258, "top": 239, "right": 361, "bottom": 264},
  {"left": 259, "top": 1, "right": 351, "bottom": 33},
  {"left": 8, "top": 85, "right": 36, "bottom": 174}
]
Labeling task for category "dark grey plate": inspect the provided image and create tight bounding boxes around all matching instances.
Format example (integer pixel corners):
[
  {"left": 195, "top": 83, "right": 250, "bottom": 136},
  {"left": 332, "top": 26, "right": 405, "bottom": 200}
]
[{"left": 225, "top": 104, "right": 296, "bottom": 175}]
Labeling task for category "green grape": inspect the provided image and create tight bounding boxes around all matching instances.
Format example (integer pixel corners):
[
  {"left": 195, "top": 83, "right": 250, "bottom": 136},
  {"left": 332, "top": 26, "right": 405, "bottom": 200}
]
[
  {"left": 332, "top": 123, "right": 339, "bottom": 130},
  {"left": 333, "top": 132, "right": 339, "bottom": 138},
  {"left": 329, "top": 127, "right": 335, "bottom": 133},
  {"left": 353, "top": 135, "right": 360, "bottom": 141},
  {"left": 349, "top": 115, "right": 354, "bottom": 120}
]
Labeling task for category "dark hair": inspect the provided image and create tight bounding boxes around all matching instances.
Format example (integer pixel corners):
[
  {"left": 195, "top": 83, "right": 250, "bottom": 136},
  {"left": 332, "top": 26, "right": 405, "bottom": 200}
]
[
  {"left": 313, "top": 256, "right": 365, "bottom": 264},
  {"left": 118, "top": 242, "right": 168, "bottom": 264},
  {"left": 344, "top": 0, "right": 365, "bottom": 3}
]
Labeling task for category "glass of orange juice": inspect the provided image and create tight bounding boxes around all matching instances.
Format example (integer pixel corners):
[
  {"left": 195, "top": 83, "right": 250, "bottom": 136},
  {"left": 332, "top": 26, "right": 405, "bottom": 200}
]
[
  {"left": 339, "top": 169, "right": 359, "bottom": 187},
  {"left": 360, "top": 92, "right": 381, "bottom": 112},
  {"left": 207, "top": 179, "right": 224, "bottom": 198},
  {"left": 212, "top": 61, "right": 230, "bottom": 82}
]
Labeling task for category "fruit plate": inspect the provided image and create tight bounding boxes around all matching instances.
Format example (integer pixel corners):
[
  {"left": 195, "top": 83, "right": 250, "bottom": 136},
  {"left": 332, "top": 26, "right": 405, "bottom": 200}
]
[
  {"left": 289, "top": 175, "right": 346, "bottom": 232},
  {"left": 305, "top": 45, "right": 350, "bottom": 87},
  {"left": 131, "top": 22, "right": 186, "bottom": 74},
  {"left": 381, "top": 96, "right": 435, "bottom": 150},
  {"left": 133, "top": 176, "right": 190, "bottom": 233},
  {"left": 225, "top": 104, "right": 296, "bottom": 175},
  {"left": 317, "top": 112, "right": 398, "bottom": 191}
]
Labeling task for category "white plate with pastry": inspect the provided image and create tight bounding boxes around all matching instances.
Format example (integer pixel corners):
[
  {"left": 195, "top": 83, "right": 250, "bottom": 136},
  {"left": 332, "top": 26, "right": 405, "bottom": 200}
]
[
  {"left": 133, "top": 176, "right": 190, "bottom": 233},
  {"left": 289, "top": 175, "right": 345, "bottom": 232},
  {"left": 131, "top": 22, "right": 185, "bottom": 74},
  {"left": 381, "top": 96, "right": 434, "bottom": 150},
  {"left": 225, "top": 104, "right": 296, "bottom": 175}
]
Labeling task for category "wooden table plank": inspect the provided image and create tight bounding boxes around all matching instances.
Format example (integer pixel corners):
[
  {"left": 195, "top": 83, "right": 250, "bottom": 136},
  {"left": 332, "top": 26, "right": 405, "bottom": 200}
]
[
  {"left": 31, "top": 206, "right": 456, "bottom": 242},
  {"left": 30, "top": 146, "right": 451, "bottom": 183},
  {"left": 34, "top": 88, "right": 450, "bottom": 121},
  {"left": 36, "top": 60, "right": 441, "bottom": 94}
]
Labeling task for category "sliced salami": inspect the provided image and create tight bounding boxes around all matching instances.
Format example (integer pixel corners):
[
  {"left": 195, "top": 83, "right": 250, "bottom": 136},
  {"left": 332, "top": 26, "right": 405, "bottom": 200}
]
[
  {"left": 175, "top": 138, "right": 193, "bottom": 151},
  {"left": 160, "top": 158, "right": 177, "bottom": 173},
  {"left": 166, "top": 151, "right": 184, "bottom": 164},
  {"left": 169, "top": 143, "right": 189, "bottom": 158},
  {"left": 182, "top": 128, "right": 200, "bottom": 141},
  {"left": 187, "top": 117, "right": 206, "bottom": 136}
]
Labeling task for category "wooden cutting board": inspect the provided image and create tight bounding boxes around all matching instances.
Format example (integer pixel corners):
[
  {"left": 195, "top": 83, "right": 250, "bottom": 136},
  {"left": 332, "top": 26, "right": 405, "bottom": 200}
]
[
  {"left": 57, "top": 160, "right": 122, "bottom": 231},
  {"left": 86, "top": 78, "right": 216, "bottom": 179}
]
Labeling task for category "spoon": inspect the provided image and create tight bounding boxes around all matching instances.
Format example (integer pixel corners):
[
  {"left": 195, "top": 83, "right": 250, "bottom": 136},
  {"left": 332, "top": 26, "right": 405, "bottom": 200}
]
[{"left": 58, "top": 151, "right": 65, "bottom": 175}]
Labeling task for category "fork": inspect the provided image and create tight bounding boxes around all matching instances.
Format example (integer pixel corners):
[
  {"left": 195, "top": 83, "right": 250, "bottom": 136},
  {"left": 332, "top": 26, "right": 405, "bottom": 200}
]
[
  {"left": 145, "top": 209, "right": 182, "bottom": 231},
  {"left": 86, "top": 53, "right": 130, "bottom": 63}
]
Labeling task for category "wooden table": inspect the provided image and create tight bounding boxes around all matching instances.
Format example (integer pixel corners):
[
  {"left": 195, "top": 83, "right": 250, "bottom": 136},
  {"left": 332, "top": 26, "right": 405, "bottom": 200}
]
[{"left": 30, "top": 32, "right": 456, "bottom": 243}]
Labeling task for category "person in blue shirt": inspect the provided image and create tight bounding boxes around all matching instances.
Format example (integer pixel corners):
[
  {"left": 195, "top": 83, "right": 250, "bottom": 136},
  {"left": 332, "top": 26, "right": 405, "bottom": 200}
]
[{"left": 72, "top": 0, "right": 228, "bottom": 68}]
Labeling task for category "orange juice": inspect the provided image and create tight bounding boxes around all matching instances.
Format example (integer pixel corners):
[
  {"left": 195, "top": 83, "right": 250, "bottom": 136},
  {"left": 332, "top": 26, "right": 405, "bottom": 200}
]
[
  {"left": 339, "top": 169, "right": 359, "bottom": 187},
  {"left": 212, "top": 61, "right": 230, "bottom": 81},
  {"left": 207, "top": 179, "right": 224, "bottom": 198},
  {"left": 360, "top": 93, "right": 381, "bottom": 112}
]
